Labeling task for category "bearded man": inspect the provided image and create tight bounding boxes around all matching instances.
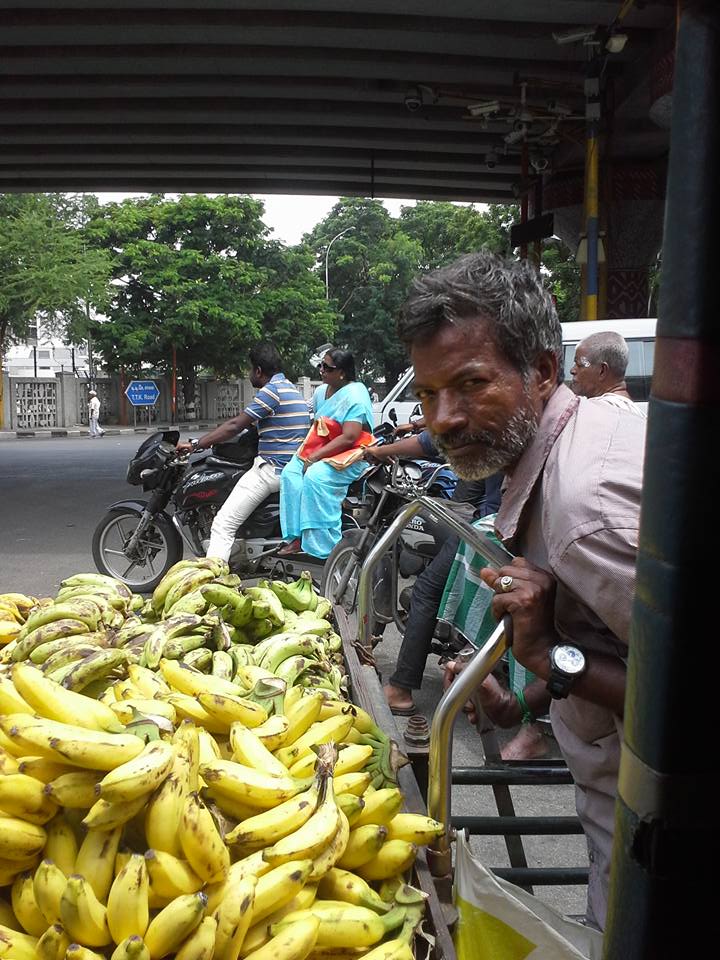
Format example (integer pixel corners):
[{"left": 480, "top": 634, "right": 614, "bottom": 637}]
[{"left": 398, "top": 251, "right": 646, "bottom": 931}]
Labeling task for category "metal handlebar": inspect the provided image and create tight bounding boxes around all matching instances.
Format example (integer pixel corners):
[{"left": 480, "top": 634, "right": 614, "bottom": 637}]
[{"left": 354, "top": 495, "right": 514, "bottom": 878}]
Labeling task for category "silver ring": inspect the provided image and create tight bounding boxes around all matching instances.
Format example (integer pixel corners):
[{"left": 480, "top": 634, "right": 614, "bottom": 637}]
[{"left": 498, "top": 575, "right": 514, "bottom": 593}]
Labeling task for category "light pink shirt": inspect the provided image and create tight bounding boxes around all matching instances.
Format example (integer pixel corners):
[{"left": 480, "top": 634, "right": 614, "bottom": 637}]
[{"left": 495, "top": 383, "right": 646, "bottom": 928}]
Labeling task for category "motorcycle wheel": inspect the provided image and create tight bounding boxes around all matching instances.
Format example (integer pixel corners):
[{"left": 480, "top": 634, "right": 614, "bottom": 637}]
[
  {"left": 92, "top": 507, "right": 183, "bottom": 593},
  {"left": 321, "top": 529, "right": 363, "bottom": 614}
]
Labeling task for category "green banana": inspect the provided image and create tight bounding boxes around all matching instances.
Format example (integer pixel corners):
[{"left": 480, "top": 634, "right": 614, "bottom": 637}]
[
  {"left": 210, "top": 615, "right": 232, "bottom": 652},
  {"left": 200, "top": 585, "right": 253, "bottom": 627},
  {"left": 142, "top": 615, "right": 207, "bottom": 669},
  {"left": 245, "top": 584, "right": 285, "bottom": 627},
  {"left": 61, "top": 648, "right": 130, "bottom": 692},
  {"left": 269, "top": 571, "right": 318, "bottom": 613},
  {"left": 245, "top": 618, "right": 274, "bottom": 642},
  {"left": 212, "top": 574, "right": 242, "bottom": 587},
  {"left": 182, "top": 648, "right": 213, "bottom": 670},
  {"left": 287, "top": 618, "right": 333, "bottom": 637},
  {"left": 12, "top": 619, "right": 91, "bottom": 661},
  {"left": 162, "top": 634, "right": 208, "bottom": 660},
  {"left": 150, "top": 559, "right": 225, "bottom": 613},
  {"left": 165, "top": 590, "right": 209, "bottom": 617},
  {"left": 60, "top": 572, "right": 133, "bottom": 599},
  {"left": 211, "top": 650, "right": 234, "bottom": 681},
  {"left": 260, "top": 637, "right": 325, "bottom": 674},
  {"left": 162, "top": 570, "right": 217, "bottom": 617},
  {"left": 275, "top": 655, "right": 315, "bottom": 687},
  {"left": 40, "top": 643, "right": 109, "bottom": 676},
  {"left": 31, "top": 632, "right": 109, "bottom": 665}
]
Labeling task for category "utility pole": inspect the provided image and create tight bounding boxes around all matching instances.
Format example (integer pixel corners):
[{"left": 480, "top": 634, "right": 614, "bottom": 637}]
[{"left": 324, "top": 227, "right": 355, "bottom": 299}]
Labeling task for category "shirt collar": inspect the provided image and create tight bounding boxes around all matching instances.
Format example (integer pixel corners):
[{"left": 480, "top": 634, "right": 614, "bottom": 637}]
[{"left": 495, "top": 383, "right": 579, "bottom": 544}]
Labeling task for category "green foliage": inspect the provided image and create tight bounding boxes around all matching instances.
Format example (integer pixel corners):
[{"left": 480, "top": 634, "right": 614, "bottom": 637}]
[
  {"left": 0, "top": 193, "right": 111, "bottom": 358},
  {"left": 87, "top": 194, "right": 335, "bottom": 399}
]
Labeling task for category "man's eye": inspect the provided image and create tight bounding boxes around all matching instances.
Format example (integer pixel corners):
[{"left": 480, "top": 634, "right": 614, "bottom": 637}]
[{"left": 415, "top": 389, "right": 433, "bottom": 402}]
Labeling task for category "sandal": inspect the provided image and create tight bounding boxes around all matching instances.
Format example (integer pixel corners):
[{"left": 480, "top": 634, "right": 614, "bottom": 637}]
[{"left": 277, "top": 538, "right": 302, "bottom": 556}]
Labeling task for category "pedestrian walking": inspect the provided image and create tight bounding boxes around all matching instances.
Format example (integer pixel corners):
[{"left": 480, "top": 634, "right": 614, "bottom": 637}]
[{"left": 88, "top": 390, "right": 105, "bottom": 438}]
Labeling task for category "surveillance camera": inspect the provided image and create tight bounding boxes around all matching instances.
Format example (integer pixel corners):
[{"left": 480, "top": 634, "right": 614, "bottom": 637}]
[
  {"left": 486, "top": 150, "right": 499, "bottom": 169},
  {"left": 530, "top": 154, "right": 550, "bottom": 172},
  {"left": 404, "top": 87, "right": 423, "bottom": 112}
]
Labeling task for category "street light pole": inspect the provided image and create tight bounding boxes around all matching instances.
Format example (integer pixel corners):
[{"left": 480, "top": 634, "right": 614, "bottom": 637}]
[{"left": 324, "top": 226, "right": 355, "bottom": 299}]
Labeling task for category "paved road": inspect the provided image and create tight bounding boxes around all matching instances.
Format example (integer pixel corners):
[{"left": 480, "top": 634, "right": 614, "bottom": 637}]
[{"left": 0, "top": 434, "right": 589, "bottom": 921}]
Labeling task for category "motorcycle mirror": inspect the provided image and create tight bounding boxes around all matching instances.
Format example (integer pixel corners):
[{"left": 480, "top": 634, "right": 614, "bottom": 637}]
[{"left": 388, "top": 408, "right": 398, "bottom": 424}]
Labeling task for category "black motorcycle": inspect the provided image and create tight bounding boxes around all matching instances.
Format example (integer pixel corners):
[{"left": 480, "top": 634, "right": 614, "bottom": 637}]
[{"left": 91, "top": 427, "right": 366, "bottom": 591}]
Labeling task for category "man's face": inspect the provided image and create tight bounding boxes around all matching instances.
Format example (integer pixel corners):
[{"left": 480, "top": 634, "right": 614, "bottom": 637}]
[
  {"left": 570, "top": 340, "right": 604, "bottom": 397},
  {"left": 249, "top": 367, "right": 264, "bottom": 388},
  {"left": 411, "top": 318, "right": 551, "bottom": 480}
]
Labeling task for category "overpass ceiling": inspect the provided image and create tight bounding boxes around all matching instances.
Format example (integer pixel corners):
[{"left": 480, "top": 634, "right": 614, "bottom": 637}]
[{"left": 0, "top": 1, "right": 676, "bottom": 202}]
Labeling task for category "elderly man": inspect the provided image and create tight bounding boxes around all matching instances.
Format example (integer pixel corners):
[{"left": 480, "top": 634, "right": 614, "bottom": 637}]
[
  {"left": 398, "top": 252, "right": 645, "bottom": 931},
  {"left": 570, "top": 330, "right": 645, "bottom": 415}
]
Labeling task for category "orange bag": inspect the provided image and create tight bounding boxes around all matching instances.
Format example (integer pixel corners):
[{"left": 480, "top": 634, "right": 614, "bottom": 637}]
[{"left": 297, "top": 416, "right": 376, "bottom": 470}]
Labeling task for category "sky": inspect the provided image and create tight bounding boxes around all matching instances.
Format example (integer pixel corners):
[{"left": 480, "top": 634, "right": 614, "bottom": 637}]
[{"left": 96, "top": 192, "right": 411, "bottom": 246}]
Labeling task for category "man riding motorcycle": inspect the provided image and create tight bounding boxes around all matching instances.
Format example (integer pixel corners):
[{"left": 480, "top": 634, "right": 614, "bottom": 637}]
[{"left": 176, "top": 342, "right": 310, "bottom": 562}]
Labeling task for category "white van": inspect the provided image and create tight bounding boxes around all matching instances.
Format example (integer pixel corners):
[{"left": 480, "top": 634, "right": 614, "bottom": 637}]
[{"left": 373, "top": 316, "right": 657, "bottom": 425}]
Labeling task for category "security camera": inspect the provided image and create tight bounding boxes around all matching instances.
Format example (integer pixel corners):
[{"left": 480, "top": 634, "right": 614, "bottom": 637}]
[
  {"left": 404, "top": 87, "right": 423, "bottom": 112},
  {"left": 530, "top": 153, "right": 550, "bottom": 172},
  {"left": 486, "top": 150, "right": 499, "bottom": 169}
]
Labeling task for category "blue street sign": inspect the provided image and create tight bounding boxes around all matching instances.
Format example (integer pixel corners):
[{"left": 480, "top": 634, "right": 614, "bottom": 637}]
[{"left": 125, "top": 380, "right": 160, "bottom": 407}]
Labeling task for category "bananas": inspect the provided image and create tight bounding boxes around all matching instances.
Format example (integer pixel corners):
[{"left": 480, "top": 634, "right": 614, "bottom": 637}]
[{"left": 0, "top": 564, "right": 440, "bottom": 960}]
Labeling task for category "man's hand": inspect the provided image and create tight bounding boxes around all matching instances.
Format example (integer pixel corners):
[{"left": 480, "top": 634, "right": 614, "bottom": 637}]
[
  {"left": 442, "top": 661, "right": 519, "bottom": 728},
  {"left": 176, "top": 441, "right": 194, "bottom": 454},
  {"left": 479, "top": 558, "right": 558, "bottom": 679},
  {"left": 364, "top": 446, "right": 390, "bottom": 463}
]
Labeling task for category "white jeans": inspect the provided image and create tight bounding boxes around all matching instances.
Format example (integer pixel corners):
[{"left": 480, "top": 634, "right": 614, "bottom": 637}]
[
  {"left": 206, "top": 456, "right": 281, "bottom": 562},
  {"left": 89, "top": 416, "right": 104, "bottom": 437}
]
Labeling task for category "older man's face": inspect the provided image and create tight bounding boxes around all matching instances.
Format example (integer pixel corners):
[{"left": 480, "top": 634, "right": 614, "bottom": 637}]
[{"left": 410, "top": 318, "right": 549, "bottom": 479}]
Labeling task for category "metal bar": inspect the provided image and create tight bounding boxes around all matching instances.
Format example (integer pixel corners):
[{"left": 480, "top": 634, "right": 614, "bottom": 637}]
[
  {"left": 452, "top": 765, "right": 575, "bottom": 786},
  {"left": 452, "top": 816, "right": 584, "bottom": 836},
  {"left": 492, "top": 868, "right": 590, "bottom": 887}
]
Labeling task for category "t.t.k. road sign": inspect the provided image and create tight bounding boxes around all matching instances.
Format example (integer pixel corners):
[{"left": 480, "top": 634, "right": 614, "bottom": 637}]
[{"left": 125, "top": 380, "right": 160, "bottom": 407}]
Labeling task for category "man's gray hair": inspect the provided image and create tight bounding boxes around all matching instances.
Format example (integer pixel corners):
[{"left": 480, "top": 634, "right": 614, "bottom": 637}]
[
  {"left": 397, "top": 251, "right": 564, "bottom": 384},
  {"left": 579, "top": 331, "right": 630, "bottom": 378}
]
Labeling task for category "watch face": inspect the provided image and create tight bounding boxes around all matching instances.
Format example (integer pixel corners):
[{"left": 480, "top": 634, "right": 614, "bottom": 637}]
[{"left": 553, "top": 645, "right": 586, "bottom": 675}]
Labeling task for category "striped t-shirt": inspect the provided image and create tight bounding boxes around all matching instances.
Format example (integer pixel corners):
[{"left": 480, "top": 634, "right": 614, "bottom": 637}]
[{"left": 244, "top": 373, "right": 311, "bottom": 472}]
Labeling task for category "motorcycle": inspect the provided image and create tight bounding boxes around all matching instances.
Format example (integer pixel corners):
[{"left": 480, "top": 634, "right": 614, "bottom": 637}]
[
  {"left": 319, "top": 434, "right": 462, "bottom": 648},
  {"left": 91, "top": 427, "right": 364, "bottom": 591}
]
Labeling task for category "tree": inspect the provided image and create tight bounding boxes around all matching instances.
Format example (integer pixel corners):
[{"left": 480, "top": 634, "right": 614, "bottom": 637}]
[
  {"left": 399, "top": 200, "right": 517, "bottom": 269},
  {"left": 0, "top": 192, "right": 111, "bottom": 426},
  {"left": 87, "top": 194, "right": 335, "bottom": 404}
]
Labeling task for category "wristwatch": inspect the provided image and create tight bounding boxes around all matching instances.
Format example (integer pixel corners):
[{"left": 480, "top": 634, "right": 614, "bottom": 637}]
[
  {"left": 189, "top": 438, "right": 202, "bottom": 451},
  {"left": 546, "top": 644, "right": 587, "bottom": 699}
]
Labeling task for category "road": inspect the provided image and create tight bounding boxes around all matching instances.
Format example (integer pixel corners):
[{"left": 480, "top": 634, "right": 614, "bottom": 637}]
[{"left": 0, "top": 434, "right": 589, "bottom": 920}]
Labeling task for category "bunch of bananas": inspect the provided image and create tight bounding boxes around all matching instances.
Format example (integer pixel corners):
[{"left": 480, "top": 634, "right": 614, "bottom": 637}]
[
  {"left": 0, "top": 593, "right": 41, "bottom": 646},
  {"left": 0, "top": 562, "right": 444, "bottom": 960}
]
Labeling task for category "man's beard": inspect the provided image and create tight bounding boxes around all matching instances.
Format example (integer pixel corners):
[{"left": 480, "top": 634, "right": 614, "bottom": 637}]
[{"left": 430, "top": 407, "right": 539, "bottom": 481}]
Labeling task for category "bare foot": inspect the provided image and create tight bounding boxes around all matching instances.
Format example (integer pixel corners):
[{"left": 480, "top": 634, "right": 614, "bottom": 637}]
[
  {"left": 383, "top": 683, "right": 416, "bottom": 715},
  {"left": 501, "top": 723, "right": 549, "bottom": 761},
  {"left": 277, "top": 538, "right": 302, "bottom": 556}
]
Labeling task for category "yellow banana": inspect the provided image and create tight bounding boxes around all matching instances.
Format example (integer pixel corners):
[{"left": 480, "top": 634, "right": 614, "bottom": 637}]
[
  {"left": 11, "top": 870, "right": 48, "bottom": 936},
  {"left": 17, "top": 755, "right": 73, "bottom": 782},
  {"left": 110, "top": 935, "right": 152, "bottom": 960},
  {"left": 59, "top": 874, "right": 112, "bottom": 948},
  {"left": 0, "top": 897, "right": 21, "bottom": 930},
  {"left": 385, "top": 813, "right": 445, "bottom": 845},
  {"left": 45, "top": 770, "right": 103, "bottom": 808},
  {"left": 282, "top": 684, "right": 304, "bottom": 713},
  {"left": 0, "top": 854, "right": 38, "bottom": 888},
  {"left": 127, "top": 664, "right": 171, "bottom": 698},
  {"left": 283, "top": 693, "right": 324, "bottom": 746},
  {"left": 335, "top": 793, "right": 364, "bottom": 826},
  {"left": 351, "top": 788, "right": 403, "bottom": 828},
  {"left": 355, "top": 840, "right": 417, "bottom": 881},
  {"left": 251, "top": 713, "right": 291, "bottom": 751},
  {"left": 197, "top": 691, "right": 268, "bottom": 730},
  {"left": 250, "top": 860, "right": 314, "bottom": 926},
  {"left": 33, "top": 858, "right": 68, "bottom": 924},
  {"left": 0, "top": 814, "right": 46, "bottom": 860},
  {"left": 0, "top": 713, "right": 145, "bottom": 771},
  {"left": 0, "top": 744, "right": 20, "bottom": 774},
  {"left": 82, "top": 792, "right": 149, "bottom": 831},
  {"left": 308, "top": 811, "right": 350, "bottom": 882},
  {"left": 35, "top": 922, "right": 71, "bottom": 960},
  {"left": 75, "top": 825, "right": 122, "bottom": 902},
  {"left": 144, "top": 721, "right": 199, "bottom": 857},
  {"left": 212, "top": 874, "right": 256, "bottom": 960},
  {"left": 0, "top": 924, "right": 39, "bottom": 960},
  {"left": 333, "top": 773, "right": 371, "bottom": 797},
  {"left": 317, "top": 869, "right": 389, "bottom": 914},
  {"left": 165, "top": 693, "right": 229, "bottom": 734},
  {"left": 225, "top": 784, "right": 320, "bottom": 851},
  {"left": 275, "top": 716, "right": 354, "bottom": 769},
  {"left": 271, "top": 904, "right": 405, "bottom": 950},
  {"left": 158, "top": 659, "right": 239, "bottom": 698},
  {"left": 240, "top": 884, "right": 318, "bottom": 956},
  {"left": 196, "top": 727, "right": 221, "bottom": 763},
  {"left": 65, "top": 944, "right": 107, "bottom": 960},
  {"left": 144, "top": 849, "right": 203, "bottom": 904},
  {"left": 229, "top": 721, "right": 290, "bottom": 778},
  {"left": 11, "top": 662, "right": 124, "bottom": 733},
  {"left": 290, "top": 744, "right": 373, "bottom": 781},
  {"left": 179, "top": 791, "right": 230, "bottom": 883},
  {"left": 263, "top": 769, "right": 340, "bottom": 867},
  {"left": 0, "top": 772, "right": 59, "bottom": 824},
  {"left": 0, "top": 674, "right": 34, "bottom": 714},
  {"left": 200, "top": 759, "right": 310, "bottom": 809},
  {"left": 176, "top": 915, "right": 217, "bottom": 960},
  {"left": 335, "top": 825, "right": 387, "bottom": 871},
  {"left": 110, "top": 698, "right": 178, "bottom": 725},
  {"left": 243, "top": 915, "right": 320, "bottom": 960},
  {"left": 97, "top": 740, "right": 175, "bottom": 803},
  {"left": 106, "top": 853, "right": 150, "bottom": 944},
  {"left": 143, "top": 891, "right": 207, "bottom": 960}
]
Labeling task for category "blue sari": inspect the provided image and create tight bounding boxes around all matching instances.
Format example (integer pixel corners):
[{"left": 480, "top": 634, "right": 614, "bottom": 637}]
[{"left": 280, "top": 381, "right": 373, "bottom": 558}]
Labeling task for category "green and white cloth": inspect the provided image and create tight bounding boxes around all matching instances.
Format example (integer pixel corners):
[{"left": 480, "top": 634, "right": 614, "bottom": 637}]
[{"left": 438, "top": 514, "right": 535, "bottom": 703}]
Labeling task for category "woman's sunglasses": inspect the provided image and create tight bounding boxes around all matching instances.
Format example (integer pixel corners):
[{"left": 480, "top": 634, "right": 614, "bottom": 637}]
[{"left": 319, "top": 361, "right": 338, "bottom": 372}]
